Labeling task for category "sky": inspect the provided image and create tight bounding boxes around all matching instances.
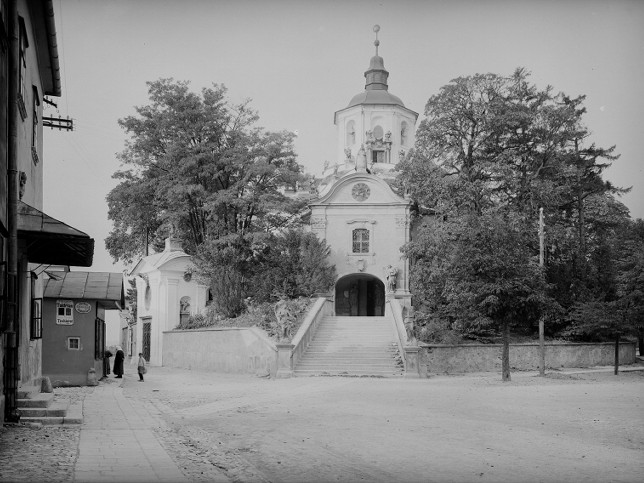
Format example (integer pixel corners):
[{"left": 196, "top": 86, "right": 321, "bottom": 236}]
[{"left": 43, "top": 0, "right": 644, "bottom": 275}]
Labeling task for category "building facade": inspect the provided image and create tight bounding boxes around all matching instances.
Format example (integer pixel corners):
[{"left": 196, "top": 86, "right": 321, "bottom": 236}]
[
  {"left": 129, "top": 238, "right": 209, "bottom": 366},
  {"left": 41, "top": 271, "right": 124, "bottom": 386},
  {"left": 310, "top": 27, "right": 418, "bottom": 315},
  {"left": 1, "top": 0, "right": 94, "bottom": 422}
]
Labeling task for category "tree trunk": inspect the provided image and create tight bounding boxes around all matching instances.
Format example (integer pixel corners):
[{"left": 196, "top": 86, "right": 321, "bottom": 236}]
[
  {"left": 502, "top": 321, "right": 511, "bottom": 382},
  {"left": 614, "top": 333, "right": 620, "bottom": 376}
]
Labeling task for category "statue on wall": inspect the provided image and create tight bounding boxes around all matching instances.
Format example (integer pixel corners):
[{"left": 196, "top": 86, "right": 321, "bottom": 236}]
[
  {"left": 355, "top": 145, "right": 368, "bottom": 172},
  {"left": 385, "top": 265, "right": 398, "bottom": 293},
  {"left": 180, "top": 296, "right": 191, "bottom": 314},
  {"left": 344, "top": 147, "right": 352, "bottom": 160},
  {"left": 403, "top": 306, "right": 417, "bottom": 346},
  {"left": 274, "top": 297, "right": 296, "bottom": 342}
]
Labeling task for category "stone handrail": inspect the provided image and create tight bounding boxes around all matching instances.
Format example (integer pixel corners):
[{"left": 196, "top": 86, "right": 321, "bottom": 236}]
[
  {"left": 387, "top": 297, "right": 407, "bottom": 371},
  {"left": 290, "top": 297, "right": 332, "bottom": 370}
]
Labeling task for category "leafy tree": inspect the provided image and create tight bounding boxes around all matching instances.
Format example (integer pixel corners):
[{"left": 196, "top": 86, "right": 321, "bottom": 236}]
[
  {"left": 405, "top": 210, "right": 551, "bottom": 381},
  {"left": 564, "top": 217, "right": 644, "bottom": 373},
  {"left": 106, "top": 79, "right": 316, "bottom": 314}
]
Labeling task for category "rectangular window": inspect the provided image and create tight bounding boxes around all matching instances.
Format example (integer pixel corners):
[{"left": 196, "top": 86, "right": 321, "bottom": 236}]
[
  {"left": 31, "top": 86, "right": 40, "bottom": 163},
  {"left": 372, "top": 150, "right": 384, "bottom": 164},
  {"left": 68, "top": 337, "right": 80, "bottom": 350},
  {"left": 30, "top": 298, "right": 42, "bottom": 339},
  {"left": 95, "top": 317, "right": 105, "bottom": 359},
  {"left": 56, "top": 300, "right": 74, "bottom": 325},
  {"left": 17, "top": 17, "right": 27, "bottom": 118},
  {"left": 352, "top": 228, "right": 370, "bottom": 253}
]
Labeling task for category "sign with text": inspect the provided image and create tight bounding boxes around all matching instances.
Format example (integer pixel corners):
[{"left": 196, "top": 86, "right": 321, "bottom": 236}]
[
  {"left": 75, "top": 302, "right": 92, "bottom": 314},
  {"left": 56, "top": 300, "right": 74, "bottom": 325}
]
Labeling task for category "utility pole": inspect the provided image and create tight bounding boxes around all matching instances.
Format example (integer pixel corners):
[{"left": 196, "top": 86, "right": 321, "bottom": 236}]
[{"left": 538, "top": 207, "right": 546, "bottom": 377}]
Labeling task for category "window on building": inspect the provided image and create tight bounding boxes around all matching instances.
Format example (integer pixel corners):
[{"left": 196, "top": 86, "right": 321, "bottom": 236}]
[
  {"left": 401, "top": 121, "right": 409, "bottom": 146},
  {"left": 352, "top": 228, "right": 370, "bottom": 253},
  {"left": 31, "top": 86, "right": 39, "bottom": 163},
  {"left": 180, "top": 296, "right": 191, "bottom": 326},
  {"left": 371, "top": 150, "right": 385, "bottom": 163},
  {"left": 372, "top": 125, "right": 384, "bottom": 140},
  {"left": 95, "top": 317, "right": 105, "bottom": 359},
  {"left": 31, "top": 298, "right": 42, "bottom": 339},
  {"left": 17, "top": 17, "right": 27, "bottom": 118},
  {"left": 68, "top": 337, "right": 80, "bottom": 350},
  {"left": 346, "top": 120, "right": 356, "bottom": 146}
]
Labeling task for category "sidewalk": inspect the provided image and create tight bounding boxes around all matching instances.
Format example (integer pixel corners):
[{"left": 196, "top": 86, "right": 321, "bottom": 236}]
[{"left": 74, "top": 376, "right": 187, "bottom": 483}]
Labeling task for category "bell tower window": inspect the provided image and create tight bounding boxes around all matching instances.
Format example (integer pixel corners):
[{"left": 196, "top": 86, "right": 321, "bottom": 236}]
[{"left": 346, "top": 120, "right": 356, "bottom": 146}]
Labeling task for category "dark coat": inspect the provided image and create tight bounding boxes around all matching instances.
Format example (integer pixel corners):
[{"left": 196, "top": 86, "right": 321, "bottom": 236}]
[{"left": 113, "top": 349, "right": 125, "bottom": 377}]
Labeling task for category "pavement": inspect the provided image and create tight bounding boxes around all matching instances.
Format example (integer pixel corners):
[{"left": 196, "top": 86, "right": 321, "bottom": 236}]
[{"left": 73, "top": 377, "right": 191, "bottom": 483}]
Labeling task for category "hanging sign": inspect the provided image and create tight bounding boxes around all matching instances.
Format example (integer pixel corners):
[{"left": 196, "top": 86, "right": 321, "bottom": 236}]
[
  {"left": 75, "top": 302, "right": 92, "bottom": 314},
  {"left": 56, "top": 300, "right": 74, "bottom": 325}
]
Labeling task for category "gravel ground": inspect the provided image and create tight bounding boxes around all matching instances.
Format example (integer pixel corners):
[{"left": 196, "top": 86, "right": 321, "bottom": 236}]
[
  {"left": 1, "top": 368, "right": 643, "bottom": 483},
  {"left": 0, "top": 386, "right": 93, "bottom": 483}
]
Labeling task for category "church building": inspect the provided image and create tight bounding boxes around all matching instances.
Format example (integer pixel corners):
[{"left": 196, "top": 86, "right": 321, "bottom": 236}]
[{"left": 310, "top": 25, "right": 418, "bottom": 316}]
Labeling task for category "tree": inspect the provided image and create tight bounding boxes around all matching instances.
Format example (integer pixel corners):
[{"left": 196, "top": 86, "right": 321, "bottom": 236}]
[
  {"left": 564, "top": 217, "right": 644, "bottom": 374},
  {"left": 405, "top": 210, "right": 551, "bottom": 381},
  {"left": 106, "top": 79, "right": 313, "bottom": 313}
]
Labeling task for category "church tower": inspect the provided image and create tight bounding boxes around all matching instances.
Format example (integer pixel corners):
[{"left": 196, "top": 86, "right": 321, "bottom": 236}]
[
  {"left": 333, "top": 25, "right": 418, "bottom": 175},
  {"left": 310, "top": 26, "right": 417, "bottom": 316}
]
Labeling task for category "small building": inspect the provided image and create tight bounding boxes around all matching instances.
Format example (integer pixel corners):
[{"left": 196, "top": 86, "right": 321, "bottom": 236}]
[
  {"left": 42, "top": 271, "right": 124, "bottom": 386},
  {"left": 129, "top": 237, "right": 209, "bottom": 366}
]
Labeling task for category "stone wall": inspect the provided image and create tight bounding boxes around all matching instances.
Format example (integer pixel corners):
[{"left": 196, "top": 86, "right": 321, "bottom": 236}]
[
  {"left": 421, "top": 341, "right": 637, "bottom": 375},
  {"left": 163, "top": 327, "right": 277, "bottom": 377}
]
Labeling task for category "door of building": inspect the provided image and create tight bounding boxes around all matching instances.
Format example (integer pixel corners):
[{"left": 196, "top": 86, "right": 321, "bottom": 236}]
[
  {"left": 335, "top": 274, "right": 385, "bottom": 316},
  {"left": 142, "top": 321, "right": 151, "bottom": 362}
]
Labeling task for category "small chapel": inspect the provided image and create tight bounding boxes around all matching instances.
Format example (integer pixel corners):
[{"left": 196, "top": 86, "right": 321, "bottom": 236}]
[{"left": 310, "top": 25, "right": 418, "bottom": 316}]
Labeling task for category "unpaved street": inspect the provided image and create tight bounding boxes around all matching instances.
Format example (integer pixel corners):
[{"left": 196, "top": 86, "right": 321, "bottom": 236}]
[{"left": 125, "top": 366, "right": 644, "bottom": 483}]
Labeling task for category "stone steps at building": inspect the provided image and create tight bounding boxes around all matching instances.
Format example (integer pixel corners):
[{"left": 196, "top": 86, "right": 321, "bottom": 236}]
[
  {"left": 294, "top": 315, "right": 403, "bottom": 377},
  {"left": 16, "top": 385, "right": 82, "bottom": 425}
]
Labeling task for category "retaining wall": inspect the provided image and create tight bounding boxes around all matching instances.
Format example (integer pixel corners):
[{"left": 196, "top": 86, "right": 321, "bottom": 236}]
[
  {"left": 421, "top": 341, "right": 637, "bottom": 375},
  {"left": 163, "top": 327, "right": 277, "bottom": 377}
]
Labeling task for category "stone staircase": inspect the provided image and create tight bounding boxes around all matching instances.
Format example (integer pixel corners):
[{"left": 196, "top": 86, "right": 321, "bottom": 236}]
[
  {"left": 294, "top": 315, "right": 404, "bottom": 377},
  {"left": 17, "top": 386, "right": 82, "bottom": 425}
]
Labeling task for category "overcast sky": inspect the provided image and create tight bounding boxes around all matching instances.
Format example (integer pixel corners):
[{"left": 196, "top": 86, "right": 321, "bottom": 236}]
[{"left": 43, "top": 0, "right": 644, "bottom": 274}]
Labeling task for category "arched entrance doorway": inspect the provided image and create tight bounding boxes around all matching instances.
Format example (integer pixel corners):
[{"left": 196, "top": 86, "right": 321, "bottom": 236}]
[{"left": 335, "top": 274, "right": 385, "bottom": 316}]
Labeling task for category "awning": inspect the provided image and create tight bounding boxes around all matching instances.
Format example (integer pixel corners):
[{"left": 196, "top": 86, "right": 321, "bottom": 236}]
[
  {"left": 18, "top": 201, "right": 95, "bottom": 267},
  {"left": 44, "top": 271, "right": 124, "bottom": 310}
]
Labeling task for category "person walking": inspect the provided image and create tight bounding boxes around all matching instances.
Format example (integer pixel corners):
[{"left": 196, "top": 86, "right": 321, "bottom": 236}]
[
  {"left": 137, "top": 353, "right": 147, "bottom": 382},
  {"left": 113, "top": 346, "right": 124, "bottom": 378}
]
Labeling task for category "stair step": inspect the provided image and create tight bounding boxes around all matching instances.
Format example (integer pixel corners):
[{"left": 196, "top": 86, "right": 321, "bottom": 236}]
[
  {"left": 20, "top": 416, "right": 65, "bottom": 425},
  {"left": 16, "top": 393, "right": 54, "bottom": 408},
  {"left": 294, "top": 313, "right": 402, "bottom": 377},
  {"left": 19, "top": 401, "right": 69, "bottom": 418},
  {"left": 294, "top": 370, "right": 403, "bottom": 377},
  {"left": 17, "top": 386, "right": 42, "bottom": 399}
]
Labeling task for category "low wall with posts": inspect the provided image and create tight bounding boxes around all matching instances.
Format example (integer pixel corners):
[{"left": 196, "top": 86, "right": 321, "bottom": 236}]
[
  {"left": 163, "top": 327, "right": 277, "bottom": 377},
  {"left": 420, "top": 341, "right": 637, "bottom": 375}
]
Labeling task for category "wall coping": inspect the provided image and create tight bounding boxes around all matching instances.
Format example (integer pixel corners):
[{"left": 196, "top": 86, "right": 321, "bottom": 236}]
[{"left": 421, "top": 341, "right": 636, "bottom": 349}]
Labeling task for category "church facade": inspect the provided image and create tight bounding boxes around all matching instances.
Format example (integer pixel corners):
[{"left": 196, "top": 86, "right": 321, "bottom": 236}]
[{"left": 310, "top": 26, "right": 418, "bottom": 316}]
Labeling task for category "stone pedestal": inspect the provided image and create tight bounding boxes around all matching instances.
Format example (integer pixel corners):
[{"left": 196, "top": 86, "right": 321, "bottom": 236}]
[
  {"left": 404, "top": 346, "right": 421, "bottom": 378},
  {"left": 276, "top": 343, "right": 294, "bottom": 379}
]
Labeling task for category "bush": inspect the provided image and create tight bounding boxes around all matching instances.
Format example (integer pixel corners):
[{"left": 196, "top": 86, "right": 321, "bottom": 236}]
[{"left": 173, "top": 297, "right": 314, "bottom": 342}]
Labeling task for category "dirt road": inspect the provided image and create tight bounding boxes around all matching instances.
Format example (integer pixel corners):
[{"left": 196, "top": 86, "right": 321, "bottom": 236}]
[{"left": 124, "top": 366, "right": 644, "bottom": 483}]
